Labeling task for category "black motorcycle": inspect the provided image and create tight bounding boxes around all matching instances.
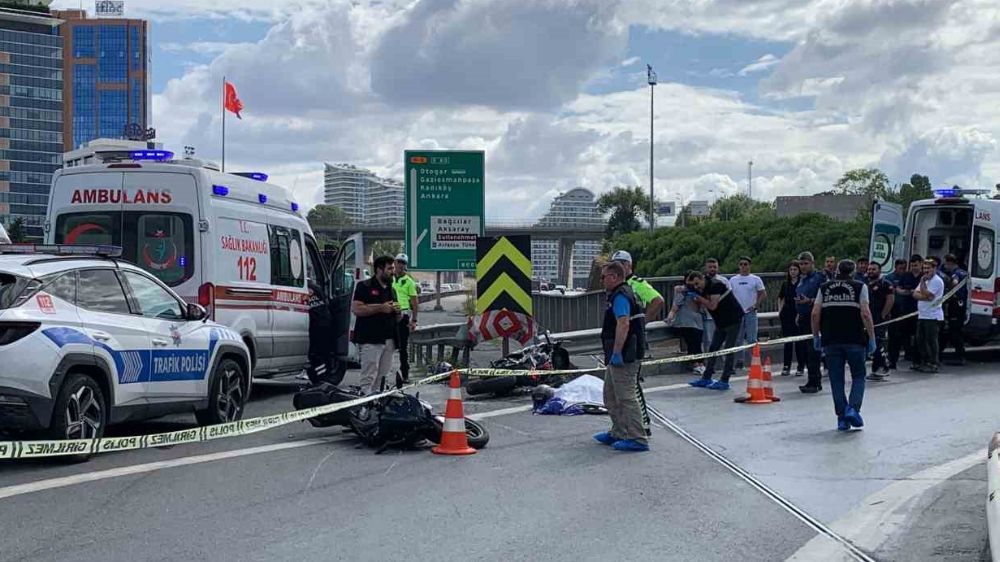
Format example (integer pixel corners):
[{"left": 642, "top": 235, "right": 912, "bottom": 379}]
[
  {"left": 465, "top": 332, "right": 575, "bottom": 397},
  {"left": 293, "top": 383, "right": 489, "bottom": 453}
]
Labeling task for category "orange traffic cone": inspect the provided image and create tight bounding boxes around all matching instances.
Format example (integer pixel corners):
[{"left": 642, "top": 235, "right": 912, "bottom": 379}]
[
  {"left": 763, "top": 356, "right": 781, "bottom": 403},
  {"left": 432, "top": 370, "right": 477, "bottom": 456},
  {"left": 734, "top": 345, "right": 770, "bottom": 404}
]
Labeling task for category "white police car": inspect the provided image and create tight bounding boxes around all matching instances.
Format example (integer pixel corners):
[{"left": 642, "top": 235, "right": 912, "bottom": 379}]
[{"left": 0, "top": 245, "right": 251, "bottom": 453}]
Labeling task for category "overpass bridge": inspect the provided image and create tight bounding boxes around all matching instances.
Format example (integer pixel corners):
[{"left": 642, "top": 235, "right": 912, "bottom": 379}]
[{"left": 312, "top": 221, "right": 606, "bottom": 285}]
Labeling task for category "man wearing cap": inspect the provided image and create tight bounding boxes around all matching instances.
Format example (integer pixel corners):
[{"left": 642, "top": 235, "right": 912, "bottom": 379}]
[
  {"left": 611, "top": 250, "right": 664, "bottom": 323},
  {"left": 392, "top": 253, "right": 419, "bottom": 384}
]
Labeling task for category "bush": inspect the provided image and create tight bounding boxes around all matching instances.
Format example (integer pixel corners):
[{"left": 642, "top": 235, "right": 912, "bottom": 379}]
[{"left": 615, "top": 212, "right": 870, "bottom": 276}]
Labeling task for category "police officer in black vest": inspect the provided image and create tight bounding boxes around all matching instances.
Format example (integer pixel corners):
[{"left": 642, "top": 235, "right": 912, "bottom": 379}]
[
  {"left": 812, "top": 260, "right": 876, "bottom": 431},
  {"left": 593, "top": 262, "right": 649, "bottom": 452}
]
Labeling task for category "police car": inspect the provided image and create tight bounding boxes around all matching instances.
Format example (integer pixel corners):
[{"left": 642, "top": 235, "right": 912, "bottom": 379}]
[{"left": 0, "top": 244, "right": 251, "bottom": 453}]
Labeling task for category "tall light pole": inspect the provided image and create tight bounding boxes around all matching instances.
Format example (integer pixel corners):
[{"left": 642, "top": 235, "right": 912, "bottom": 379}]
[
  {"left": 747, "top": 160, "right": 753, "bottom": 198},
  {"left": 647, "top": 64, "right": 657, "bottom": 231}
]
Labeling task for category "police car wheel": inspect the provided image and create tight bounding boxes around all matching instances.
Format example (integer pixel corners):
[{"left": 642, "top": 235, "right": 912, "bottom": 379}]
[
  {"left": 197, "top": 358, "right": 247, "bottom": 425},
  {"left": 49, "top": 373, "right": 107, "bottom": 462}
]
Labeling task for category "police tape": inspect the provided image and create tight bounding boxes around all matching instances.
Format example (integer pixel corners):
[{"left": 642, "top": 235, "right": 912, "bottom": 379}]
[
  {"left": 0, "top": 371, "right": 454, "bottom": 460},
  {"left": 0, "top": 277, "right": 968, "bottom": 459},
  {"left": 459, "top": 276, "right": 969, "bottom": 378}
]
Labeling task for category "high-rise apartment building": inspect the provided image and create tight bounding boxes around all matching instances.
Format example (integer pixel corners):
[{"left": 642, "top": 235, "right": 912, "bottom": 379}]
[
  {"left": 532, "top": 188, "right": 603, "bottom": 288},
  {"left": 0, "top": 5, "right": 63, "bottom": 239},
  {"left": 323, "top": 162, "right": 403, "bottom": 225},
  {"left": 53, "top": 9, "right": 148, "bottom": 152}
]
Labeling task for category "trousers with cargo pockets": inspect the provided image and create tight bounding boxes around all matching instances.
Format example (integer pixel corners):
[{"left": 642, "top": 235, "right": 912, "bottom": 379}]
[{"left": 603, "top": 362, "right": 648, "bottom": 444}]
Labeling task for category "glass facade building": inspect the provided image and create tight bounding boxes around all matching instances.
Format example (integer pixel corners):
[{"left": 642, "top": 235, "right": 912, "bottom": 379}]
[
  {"left": 0, "top": 8, "right": 63, "bottom": 239},
  {"left": 323, "top": 163, "right": 404, "bottom": 225},
  {"left": 55, "top": 9, "right": 148, "bottom": 152},
  {"left": 532, "top": 188, "right": 603, "bottom": 288}
]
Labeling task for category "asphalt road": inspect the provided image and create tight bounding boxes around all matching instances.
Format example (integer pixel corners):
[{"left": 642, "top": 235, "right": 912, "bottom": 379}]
[{"left": 0, "top": 349, "right": 998, "bottom": 561}]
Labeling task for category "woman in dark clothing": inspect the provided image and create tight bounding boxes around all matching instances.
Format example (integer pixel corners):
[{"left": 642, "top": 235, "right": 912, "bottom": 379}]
[{"left": 777, "top": 261, "right": 806, "bottom": 376}]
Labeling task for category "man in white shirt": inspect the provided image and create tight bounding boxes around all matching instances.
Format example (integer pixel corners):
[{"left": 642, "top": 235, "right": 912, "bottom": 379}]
[
  {"left": 731, "top": 256, "right": 766, "bottom": 368},
  {"left": 913, "top": 258, "right": 944, "bottom": 373}
]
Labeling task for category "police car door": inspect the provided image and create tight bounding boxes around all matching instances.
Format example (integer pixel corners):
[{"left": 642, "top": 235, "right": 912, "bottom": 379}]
[
  {"left": 119, "top": 270, "right": 212, "bottom": 401},
  {"left": 75, "top": 269, "right": 151, "bottom": 409}
]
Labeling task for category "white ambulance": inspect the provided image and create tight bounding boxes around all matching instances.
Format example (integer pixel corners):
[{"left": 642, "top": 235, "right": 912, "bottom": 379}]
[
  {"left": 45, "top": 150, "right": 364, "bottom": 379},
  {"left": 870, "top": 187, "right": 1000, "bottom": 344}
]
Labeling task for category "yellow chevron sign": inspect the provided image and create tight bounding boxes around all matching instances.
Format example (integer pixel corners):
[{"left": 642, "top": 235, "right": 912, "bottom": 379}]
[{"left": 476, "top": 235, "right": 532, "bottom": 315}]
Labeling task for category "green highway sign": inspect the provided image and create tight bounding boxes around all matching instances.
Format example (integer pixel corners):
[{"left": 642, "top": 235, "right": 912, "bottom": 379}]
[{"left": 404, "top": 150, "right": 485, "bottom": 271}]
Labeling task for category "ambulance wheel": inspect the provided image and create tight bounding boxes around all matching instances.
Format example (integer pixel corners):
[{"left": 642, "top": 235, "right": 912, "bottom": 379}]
[
  {"left": 197, "top": 358, "right": 248, "bottom": 426},
  {"left": 48, "top": 373, "right": 107, "bottom": 463}
]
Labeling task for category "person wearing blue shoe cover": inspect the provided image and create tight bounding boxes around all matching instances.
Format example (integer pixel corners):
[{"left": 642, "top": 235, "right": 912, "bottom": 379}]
[
  {"left": 686, "top": 270, "right": 744, "bottom": 391},
  {"left": 593, "top": 262, "right": 649, "bottom": 452},
  {"left": 812, "top": 259, "right": 877, "bottom": 431}
]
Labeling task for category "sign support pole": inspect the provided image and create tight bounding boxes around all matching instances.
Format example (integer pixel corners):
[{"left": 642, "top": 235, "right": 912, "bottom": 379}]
[{"left": 434, "top": 271, "right": 443, "bottom": 311}]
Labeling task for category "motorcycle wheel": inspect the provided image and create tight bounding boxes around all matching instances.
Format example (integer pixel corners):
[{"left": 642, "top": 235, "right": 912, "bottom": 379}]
[
  {"left": 466, "top": 376, "right": 517, "bottom": 396},
  {"left": 428, "top": 417, "right": 490, "bottom": 449}
]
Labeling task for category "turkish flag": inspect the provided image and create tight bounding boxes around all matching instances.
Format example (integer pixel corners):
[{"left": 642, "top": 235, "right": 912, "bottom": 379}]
[{"left": 224, "top": 80, "right": 243, "bottom": 119}]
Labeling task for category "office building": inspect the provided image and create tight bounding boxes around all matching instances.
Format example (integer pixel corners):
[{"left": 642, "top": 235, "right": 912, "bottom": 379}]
[
  {"left": 0, "top": 5, "right": 63, "bottom": 239},
  {"left": 53, "top": 8, "right": 148, "bottom": 152},
  {"left": 323, "top": 162, "right": 403, "bottom": 225},
  {"left": 532, "top": 188, "right": 603, "bottom": 287}
]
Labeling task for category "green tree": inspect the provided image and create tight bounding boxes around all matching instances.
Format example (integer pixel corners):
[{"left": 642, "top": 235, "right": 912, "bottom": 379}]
[
  {"left": 889, "top": 174, "right": 934, "bottom": 216},
  {"left": 709, "top": 194, "right": 775, "bottom": 223},
  {"left": 306, "top": 204, "right": 352, "bottom": 228},
  {"left": 596, "top": 186, "right": 655, "bottom": 238},
  {"left": 6, "top": 217, "right": 26, "bottom": 243},
  {"left": 834, "top": 168, "right": 891, "bottom": 199}
]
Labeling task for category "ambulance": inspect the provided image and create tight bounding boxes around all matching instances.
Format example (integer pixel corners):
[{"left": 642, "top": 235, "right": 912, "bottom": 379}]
[
  {"left": 869, "top": 187, "right": 1000, "bottom": 344},
  {"left": 45, "top": 149, "right": 364, "bottom": 380}
]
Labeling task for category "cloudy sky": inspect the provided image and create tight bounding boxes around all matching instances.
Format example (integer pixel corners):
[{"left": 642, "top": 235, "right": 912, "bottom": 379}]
[{"left": 52, "top": 0, "right": 1000, "bottom": 219}]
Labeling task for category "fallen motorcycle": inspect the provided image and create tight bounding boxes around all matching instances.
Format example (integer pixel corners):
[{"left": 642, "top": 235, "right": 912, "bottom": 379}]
[
  {"left": 292, "top": 382, "right": 489, "bottom": 453},
  {"left": 466, "top": 332, "right": 575, "bottom": 397}
]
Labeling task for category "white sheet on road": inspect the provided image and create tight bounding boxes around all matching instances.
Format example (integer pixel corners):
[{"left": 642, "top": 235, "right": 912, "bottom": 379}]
[{"left": 554, "top": 374, "right": 604, "bottom": 406}]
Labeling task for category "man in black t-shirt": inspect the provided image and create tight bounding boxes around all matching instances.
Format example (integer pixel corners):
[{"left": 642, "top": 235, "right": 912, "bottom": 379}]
[
  {"left": 686, "top": 271, "right": 744, "bottom": 391},
  {"left": 351, "top": 255, "right": 400, "bottom": 394}
]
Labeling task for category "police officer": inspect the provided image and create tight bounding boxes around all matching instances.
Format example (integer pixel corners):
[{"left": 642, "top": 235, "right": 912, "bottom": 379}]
[
  {"left": 306, "top": 277, "right": 342, "bottom": 385},
  {"left": 392, "top": 253, "right": 419, "bottom": 383},
  {"left": 610, "top": 250, "right": 665, "bottom": 323},
  {"left": 939, "top": 254, "right": 967, "bottom": 366},
  {"left": 812, "top": 260, "right": 876, "bottom": 431},
  {"left": 794, "top": 251, "right": 825, "bottom": 393},
  {"left": 592, "top": 262, "right": 649, "bottom": 452}
]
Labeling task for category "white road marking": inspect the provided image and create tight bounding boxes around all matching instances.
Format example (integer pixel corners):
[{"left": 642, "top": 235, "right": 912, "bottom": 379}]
[
  {"left": 0, "top": 437, "right": 346, "bottom": 502},
  {"left": 786, "top": 449, "right": 985, "bottom": 561}
]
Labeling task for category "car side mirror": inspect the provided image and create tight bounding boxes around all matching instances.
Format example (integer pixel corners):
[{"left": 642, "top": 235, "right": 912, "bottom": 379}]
[{"left": 187, "top": 303, "right": 208, "bottom": 322}]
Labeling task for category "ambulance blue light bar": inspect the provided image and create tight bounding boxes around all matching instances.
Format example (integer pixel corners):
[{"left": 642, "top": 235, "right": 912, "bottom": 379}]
[
  {"left": 258, "top": 193, "right": 268, "bottom": 204},
  {"left": 0, "top": 244, "right": 123, "bottom": 257},
  {"left": 234, "top": 172, "right": 268, "bottom": 182},
  {"left": 934, "top": 188, "right": 960, "bottom": 198},
  {"left": 212, "top": 184, "right": 229, "bottom": 196},
  {"left": 130, "top": 150, "right": 174, "bottom": 161}
]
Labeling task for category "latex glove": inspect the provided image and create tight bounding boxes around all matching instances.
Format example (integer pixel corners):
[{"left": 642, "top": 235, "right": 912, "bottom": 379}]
[
  {"left": 610, "top": 352, "right": 625, "bottom": 367},
  {"left": 866, "top": 338, "right": 876, "bottom": 355},
  {"left": 813, "top": 335, "right": 822, "bottom": 351}
]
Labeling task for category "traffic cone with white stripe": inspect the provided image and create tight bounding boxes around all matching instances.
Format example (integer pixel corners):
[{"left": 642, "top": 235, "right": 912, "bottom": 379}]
[
  {"left": 432, "top": 370, "right": 476, "bottom": 456},
  {"left": 763, "top": 356, "right": 780, "bottom": 403},
  {"left": 734, "top": 345, "right": 770, "bottom": 404}
]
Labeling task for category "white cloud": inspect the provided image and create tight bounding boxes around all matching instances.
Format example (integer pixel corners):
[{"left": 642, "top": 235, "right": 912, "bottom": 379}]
[
  {"left": 160, "top": 41, "right": 253, "bottom": 55},
  {"left": 738, "top": 54, "right": 779, "bottom": 76},
  {"left": 148, "top": 0, "right": 1000, "bottom": 221}
]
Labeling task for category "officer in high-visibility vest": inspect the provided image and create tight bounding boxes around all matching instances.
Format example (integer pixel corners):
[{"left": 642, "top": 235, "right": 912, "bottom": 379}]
[
  {"left": 812, "top": 259, "right": 876, "bottom": 431},
  {"left": 392, "top": 253, "right": 419, "bottom": 384},
  {"left": 610, "top": 250, "right": 664, "bottom": 323}
]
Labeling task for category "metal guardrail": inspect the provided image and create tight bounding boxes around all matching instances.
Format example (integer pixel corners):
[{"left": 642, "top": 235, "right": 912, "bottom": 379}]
[{"left": 532, "top": 272, "right": 787, "bottom": 333}]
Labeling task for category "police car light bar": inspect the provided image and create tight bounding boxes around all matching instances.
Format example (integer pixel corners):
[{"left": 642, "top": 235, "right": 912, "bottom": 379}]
[
  {"left": 233, "top": 172, "right": 268, "bottom": 182},
  {"left": 0, "top": 244, "right": 123, "bottom": 257},
  {"left": 130, "top": 150, "right": 174, "bottom": 161}
]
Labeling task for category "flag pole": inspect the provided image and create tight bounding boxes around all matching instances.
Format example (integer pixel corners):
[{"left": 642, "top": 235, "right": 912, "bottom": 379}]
[{"left": 221, "top": 76, "right": 226, "bottom": 173}]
